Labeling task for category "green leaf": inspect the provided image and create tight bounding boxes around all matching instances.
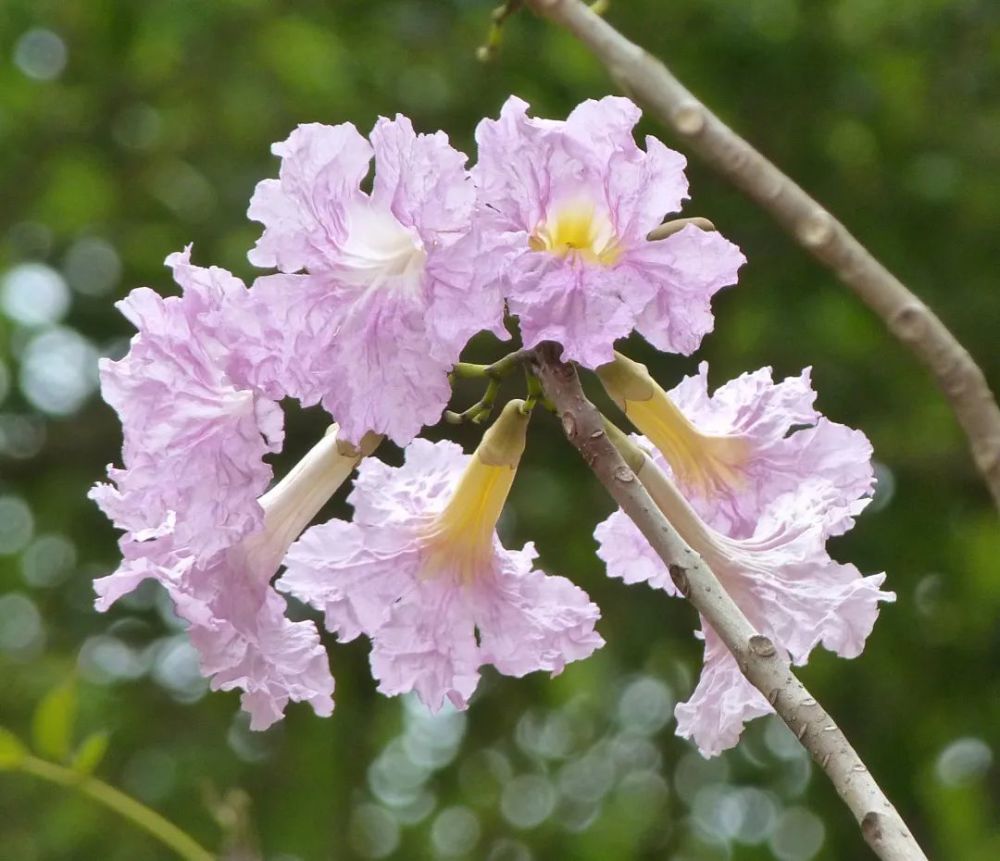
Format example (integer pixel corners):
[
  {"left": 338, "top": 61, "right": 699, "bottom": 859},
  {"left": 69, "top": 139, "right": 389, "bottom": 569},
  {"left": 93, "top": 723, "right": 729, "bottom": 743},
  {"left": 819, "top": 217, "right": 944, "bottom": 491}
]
[
  {"left": 70, "top": 731, "right": 109, "bottom": 776},
  {"left": 0, "top": 727, "right": 27, "bottom": 770},
  {"left": 32, "top": 679, "right": 77, "bottom": 762}
]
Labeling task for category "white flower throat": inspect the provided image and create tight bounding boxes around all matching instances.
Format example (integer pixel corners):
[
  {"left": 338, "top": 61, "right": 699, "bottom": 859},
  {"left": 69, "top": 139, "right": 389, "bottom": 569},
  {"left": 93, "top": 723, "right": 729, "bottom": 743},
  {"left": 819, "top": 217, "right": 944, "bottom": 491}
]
[{"left": 338, "top": 201, "right": 428, "bottom": 294}]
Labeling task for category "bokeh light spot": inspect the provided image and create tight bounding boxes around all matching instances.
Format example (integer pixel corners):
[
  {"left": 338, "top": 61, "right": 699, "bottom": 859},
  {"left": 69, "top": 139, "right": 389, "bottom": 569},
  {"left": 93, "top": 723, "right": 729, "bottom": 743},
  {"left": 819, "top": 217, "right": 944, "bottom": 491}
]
[
  {"left": 21, "top": 533, "right": 77, "bottom": 588},
  {"left": 769, "top": 807, "right": 825, "bottom": 861},
  {"left": 19, "top": 326, "right": 99, "bottom": 415},
  {"left": 0, "top": 592, "right": 45, "bottom": 656},
  {"left": 349, "top": 804, "right": 400, "bottom": 859},
  {"left": 431, "top": 805, "right": 480, "bottom": 857},
  {"left": 13, "top": 29, "right": 68, "bottom": 81},
  {"left": 0, "top": 413, "right": 46, "bottom": 459},
  {"left": 151, "top": 635, "right": 208, "bottom": 703},
  {"left": 501, "top": 774, "right": 556, "bottom": 829},
  {"left": 0, "top": 496, "right": 34, "bottom": 555},
  {"left": 64, "top": 237, "right": 122, "bottom": 296},
  {"left": 935, "top": 737, "right": 993, "bottom": 787},
  {"left": 616, "top": 675, "right": 674, "bottom": 735},
  {"left": 78, "top": 634, "right": 150, "bottom": 684},
  {"left": 1, "top": 263, "right": 70, "bottom": 326}
]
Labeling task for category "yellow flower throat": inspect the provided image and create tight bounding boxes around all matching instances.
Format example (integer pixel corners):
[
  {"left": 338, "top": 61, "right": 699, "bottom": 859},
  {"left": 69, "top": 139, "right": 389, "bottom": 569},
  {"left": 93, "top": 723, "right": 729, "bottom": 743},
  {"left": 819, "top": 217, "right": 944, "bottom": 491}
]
[
  {"left": 421, "top": 458, "right": 515, "bottom": 584},
  {"left": 529, "top": 201, "right": 621, "bottom": 266},
  {"left": 419, "top": 399, "right": 530, "bottom": 586},
  {"left": 626, "top": 396, "right": 749, "bottom": 496}
]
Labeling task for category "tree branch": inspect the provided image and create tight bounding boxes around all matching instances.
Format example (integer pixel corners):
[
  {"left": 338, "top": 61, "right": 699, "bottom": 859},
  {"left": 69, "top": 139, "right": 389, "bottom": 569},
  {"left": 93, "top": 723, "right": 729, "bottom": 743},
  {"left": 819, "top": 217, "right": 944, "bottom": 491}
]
[
  {"left": 524, "top": 0, "right": 1000, "bottom": 510},
  {"left": 532, "top": 344, "right": 928, "bottom": 861}
]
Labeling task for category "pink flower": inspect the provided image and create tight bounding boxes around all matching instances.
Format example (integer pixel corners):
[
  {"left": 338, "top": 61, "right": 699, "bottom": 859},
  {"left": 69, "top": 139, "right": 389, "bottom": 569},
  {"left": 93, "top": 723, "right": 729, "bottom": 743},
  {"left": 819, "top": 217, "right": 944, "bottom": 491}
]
[
  {"left": 91, "top": 249, "right": 281, "bottom": 561},
  {"left": 594, "top": 372, "right": 892, "bottom": 756},
  {"left": 246, "top": 117, "right": 507, "bottom": 446},
  {"left": 599, "top": 354, "right": 875, "bottom": 538},
  {"left": 279, "top": 402, "right": 604, "bottom": 711},
  {"left": 473, "top": 96, "right": 745, "bottom": 368},
  {"left": 91, "top": 251, "right": 377, "bottom": 728}
]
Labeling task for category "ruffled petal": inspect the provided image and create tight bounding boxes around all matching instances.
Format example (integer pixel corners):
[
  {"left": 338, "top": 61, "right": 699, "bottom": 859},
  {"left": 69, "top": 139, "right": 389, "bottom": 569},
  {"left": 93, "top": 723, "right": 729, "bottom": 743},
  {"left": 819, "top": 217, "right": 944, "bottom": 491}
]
[
  {"left": 369, "top": 576, "right": 483, "bottom": 711},
  {"left": 190, "top": 571, "right": 334, "bottom": 731},
  {"left": 472, "top": 543, "right": 604, "bottom": 677},
  {"left": 248, "top": 122, "right": 373, "bottom": 272},
  {"left": 631, "top": 225, "right": 745, "bottom": 357},
  {"left": 92, "top": 247, "right": 341, "bottom": 729},
  {"left": 349, "top": 437, "right": 467, "bottom": 527},
  {"left": 674, "top": 626, "right": 772, "bottom": 758},
  {"left": 593, "top": 386, "right": 889, "bottom": 756},
  {"left": 370, "top": 114, "right": 474, "bottom": 240},
  {"left": 97, "top": 539, "right": 334, "bottom": 730},
  {"left": 593, "top": 509, "right": 680, "bottom": 596},
  {"left": 279, "top": 518, "right": 418, "bottom": 642},
  {"left": 506, "top": 256, "right": 657, "bottom": 367}
]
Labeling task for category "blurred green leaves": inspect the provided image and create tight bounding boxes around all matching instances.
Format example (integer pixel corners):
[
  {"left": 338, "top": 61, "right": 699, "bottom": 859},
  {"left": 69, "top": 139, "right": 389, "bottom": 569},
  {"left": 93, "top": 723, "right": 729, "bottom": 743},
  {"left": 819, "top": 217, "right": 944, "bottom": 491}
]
[
  {"left": 3, "top": 676, "right": 107, "bottom": 777},
  {"left": 0, "top": 727, "right": 28, "bottom": 770},
  {"left": 32, "top": 676, "right": 77, "bottom": 762}
]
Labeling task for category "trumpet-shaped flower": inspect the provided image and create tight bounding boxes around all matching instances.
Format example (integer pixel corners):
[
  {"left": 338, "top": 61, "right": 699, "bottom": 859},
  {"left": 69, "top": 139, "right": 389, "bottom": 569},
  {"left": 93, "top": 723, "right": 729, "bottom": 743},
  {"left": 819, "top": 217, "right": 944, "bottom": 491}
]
[
  {"left": 594, "top": 408, "right": 892, "bottom": 757},
  {"left": 598, "top": 354, "right": 875, "bottom": 538},
  {"left": 91, "top": 253, "right": 377, "bottom": 728},
  {"left": 473, "top": 95, "right": 745, "bottom": 368},
  {"left": 246, "top": 116, "right": 507, "bottom": 446},
  {"left": 279, "top": 401, "right": 604, "bottom": 711}
]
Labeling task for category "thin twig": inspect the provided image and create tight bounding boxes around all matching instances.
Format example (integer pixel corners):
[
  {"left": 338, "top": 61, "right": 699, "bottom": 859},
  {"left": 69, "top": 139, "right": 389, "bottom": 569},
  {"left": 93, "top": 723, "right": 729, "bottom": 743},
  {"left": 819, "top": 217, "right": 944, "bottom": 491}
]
[
  {"left": 532, "top": 344, "right": 928, "bottom": 861},
  {"left": 447, "top": 350, "right": 537, "bottom": 424},
  {"left": 524, "top": 0, "right": 1000, "bottom": 510},
  {"left": 19, "top": 756, "right": 214, "bottom": 861}
]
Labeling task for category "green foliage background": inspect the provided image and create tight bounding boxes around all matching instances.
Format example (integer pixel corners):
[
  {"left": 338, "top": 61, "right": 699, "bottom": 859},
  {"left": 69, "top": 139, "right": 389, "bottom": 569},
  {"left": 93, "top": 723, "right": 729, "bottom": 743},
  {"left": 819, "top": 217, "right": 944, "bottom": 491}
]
[{"left": 1, "top": 1, "right": 998, "bottom": 859}]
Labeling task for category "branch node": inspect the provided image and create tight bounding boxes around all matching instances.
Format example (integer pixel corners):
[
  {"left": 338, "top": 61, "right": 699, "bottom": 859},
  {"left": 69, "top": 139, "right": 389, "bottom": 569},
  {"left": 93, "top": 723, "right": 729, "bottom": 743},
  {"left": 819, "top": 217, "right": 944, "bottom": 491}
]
[
  {"left": 671, "top": 102, "right": 706, "bottom": 135},
  {"left": 797, "top": 210, "right": 835, "bottom": 248},
  {"left": 748, "top": 634, "right": 776, "bottom": 657},
  {"left": 862, "top": 812, "right": 885, "bottom": 843},
  {"left": 613, "top": 465, "right": 635, "bottom": 483},
  {"left": 667, "top": 564, "right": 690, "bottom": 597},
  {"left": 891, "top": 302, "right": 929, "bottom": 342}
]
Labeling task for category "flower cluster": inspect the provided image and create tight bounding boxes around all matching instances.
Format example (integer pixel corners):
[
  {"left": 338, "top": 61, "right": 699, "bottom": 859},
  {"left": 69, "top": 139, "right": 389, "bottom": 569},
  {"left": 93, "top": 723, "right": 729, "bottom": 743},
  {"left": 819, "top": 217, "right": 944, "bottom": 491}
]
[{"left": 94, "top": 96, "right": 888, "bottom": 755}]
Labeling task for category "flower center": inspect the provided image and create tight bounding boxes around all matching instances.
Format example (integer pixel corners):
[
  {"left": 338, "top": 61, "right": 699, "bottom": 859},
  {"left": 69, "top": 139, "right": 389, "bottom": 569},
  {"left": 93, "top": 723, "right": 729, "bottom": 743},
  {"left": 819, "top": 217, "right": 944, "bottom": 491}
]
[
  {"left": 529, "top": 200, "right": 621, "bottom": 265},
  {"left": 337, "top": 201, "right": 428, "bottom": 294}
]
